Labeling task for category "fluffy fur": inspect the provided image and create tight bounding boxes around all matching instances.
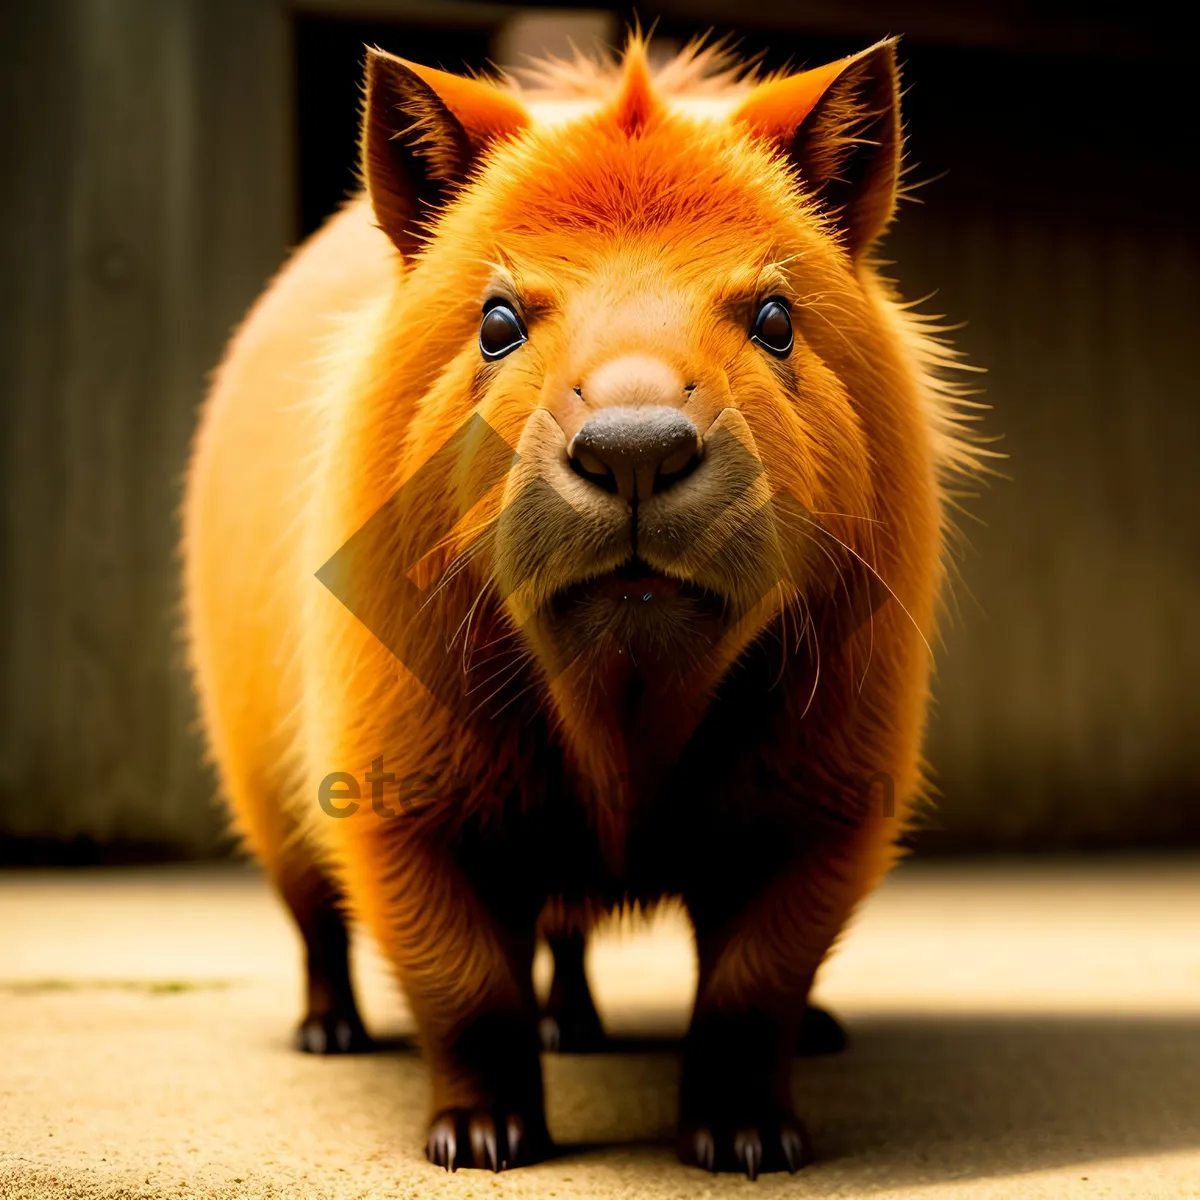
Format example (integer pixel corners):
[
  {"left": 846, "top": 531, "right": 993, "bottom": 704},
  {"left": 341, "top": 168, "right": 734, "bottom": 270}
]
[{"left": 183, "top": 34, "right": 985, "bottom": 1177}]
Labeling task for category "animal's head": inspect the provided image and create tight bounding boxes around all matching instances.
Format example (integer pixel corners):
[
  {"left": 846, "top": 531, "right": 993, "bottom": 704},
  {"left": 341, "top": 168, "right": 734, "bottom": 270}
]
[{"left": 349, "top": 36, "right": 946, "bottom": 763}]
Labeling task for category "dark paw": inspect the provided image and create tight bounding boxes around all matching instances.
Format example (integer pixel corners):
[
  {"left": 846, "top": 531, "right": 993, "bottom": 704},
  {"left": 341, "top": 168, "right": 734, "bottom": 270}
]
[
  {"left": 797, "top": 1003, "right": 848, "bottom": 1057},
  {"left": 542, "top": 931, "right": 607, "bottom": 1053},
  {"left": 678, "top": 1113, "right": 811, "bottom": 1179},
  {"left": 538, "top": 1007, "right": 607, "bottom": 1053},
  {"left": 426, "top": 1108, "right": 550, "bottom": 1172},
  {"left": 294, "top": 1010, "right": 374, "bottom": 1055}
]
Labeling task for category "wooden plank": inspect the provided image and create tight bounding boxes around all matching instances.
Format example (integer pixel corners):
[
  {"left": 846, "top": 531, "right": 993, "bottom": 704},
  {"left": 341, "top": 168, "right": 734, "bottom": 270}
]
[{"left": 0, "top": 0, "right": 292, "bottom": 854}]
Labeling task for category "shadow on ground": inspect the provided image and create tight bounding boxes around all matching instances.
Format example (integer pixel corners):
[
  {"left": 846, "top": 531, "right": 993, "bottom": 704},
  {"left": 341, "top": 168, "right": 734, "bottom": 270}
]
[{"left": 353, "top": 1013, "right": 1200, "bottom": 1191}]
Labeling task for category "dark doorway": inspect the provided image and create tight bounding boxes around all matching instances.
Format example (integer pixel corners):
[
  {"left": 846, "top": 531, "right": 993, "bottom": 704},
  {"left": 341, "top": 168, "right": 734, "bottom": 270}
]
[{"left": 294, "top": 14, "right": 499, "bottom": 239}]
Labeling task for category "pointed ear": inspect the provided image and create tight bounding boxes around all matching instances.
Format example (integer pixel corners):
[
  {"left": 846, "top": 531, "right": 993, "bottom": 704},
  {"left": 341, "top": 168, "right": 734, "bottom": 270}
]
[
  {"left": 361, "top": 49, "right": 529, "bottom": 257},
  {"left": 732, "top": 39, "right": 901, "bottom": 259}
]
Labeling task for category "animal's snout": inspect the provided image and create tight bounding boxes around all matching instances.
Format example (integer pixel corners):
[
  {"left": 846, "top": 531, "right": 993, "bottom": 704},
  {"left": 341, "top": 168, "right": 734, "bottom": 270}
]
[{"left": 568, "top": 406, "right": 702, "bottom": 502}]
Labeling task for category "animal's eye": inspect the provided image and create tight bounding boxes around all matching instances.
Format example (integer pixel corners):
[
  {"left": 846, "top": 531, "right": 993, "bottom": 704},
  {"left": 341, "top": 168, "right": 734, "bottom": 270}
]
[
  {"left": 750, "top": 297, "right": 793, "bottom": 358},
  {"left": 479, "top": 300, "right": 527, "bottom": 361}
]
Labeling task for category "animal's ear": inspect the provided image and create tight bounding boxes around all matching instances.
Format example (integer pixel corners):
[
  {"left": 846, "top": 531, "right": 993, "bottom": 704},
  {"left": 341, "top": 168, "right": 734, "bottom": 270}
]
[
  {"left": 732, "top": 39, "right": 901, "bottom": 259},
  {"left": 361, "top": 49, "right": 529, "bottom": 257}
]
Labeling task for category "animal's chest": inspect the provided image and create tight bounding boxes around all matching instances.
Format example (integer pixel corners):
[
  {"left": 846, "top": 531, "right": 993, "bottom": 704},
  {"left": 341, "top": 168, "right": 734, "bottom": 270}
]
[
  {"left": 505, "top": 771, "right": 801, "bottom": 909},
  {"left": 514, "top": 790, "right": 679, "bottom": 905}
]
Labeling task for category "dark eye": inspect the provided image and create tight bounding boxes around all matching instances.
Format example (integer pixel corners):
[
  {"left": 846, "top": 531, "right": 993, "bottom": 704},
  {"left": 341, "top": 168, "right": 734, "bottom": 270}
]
[
  {"left": 750, "top": 297, "right": 793, "bottom": 358},
  {"left": 479, "top": 300, "right": 526, "bottom": 361}
]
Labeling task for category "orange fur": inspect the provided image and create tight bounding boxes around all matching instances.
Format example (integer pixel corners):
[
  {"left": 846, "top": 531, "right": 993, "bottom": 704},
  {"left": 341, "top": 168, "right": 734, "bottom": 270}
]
[{"left": 183, "top": 34, "right": 985, "bottom": 1174}]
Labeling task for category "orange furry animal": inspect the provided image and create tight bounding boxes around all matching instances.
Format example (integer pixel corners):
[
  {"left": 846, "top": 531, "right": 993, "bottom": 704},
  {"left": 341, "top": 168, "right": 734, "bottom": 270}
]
[{"left": 184, "top": 35, "right": 983, "bottom": 1177}]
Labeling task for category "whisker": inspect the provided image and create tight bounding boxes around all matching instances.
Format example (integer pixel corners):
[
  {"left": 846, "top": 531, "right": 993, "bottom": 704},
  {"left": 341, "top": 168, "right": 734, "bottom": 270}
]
[
  {"left": 808, "top": 509, "right": 885, "bottom": 526},
  {"left": 770, "top": 581, "right": 789, "bottom": 689},
  {"left": 464, "top": 648, "right": 530, "bottom": 696},
  {"left": 469, "top": 628, "right": 525, "bottom": 656},
  {"left": 487, "top": 670, "right": 543, "bottom": 720},
  {"left": 465, "top": 653, "right": 536, "bottom": 720},
  {"left": 797, "top": 516, "right": 933, "bottom": 659},
  {"left": 453, "top": 576, "right": 496, "bottom": 670},
  {"left": 416, "top": 543, "right": 482, "bottom": 618},
  {"left": 799, "top": 593, "right": 821, "bottom": 720}
]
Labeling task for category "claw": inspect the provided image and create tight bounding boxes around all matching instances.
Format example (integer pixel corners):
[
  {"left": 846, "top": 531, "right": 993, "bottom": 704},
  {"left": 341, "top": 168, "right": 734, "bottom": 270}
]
[
  {"left": 469, "top": 1113, "right": 499, "bottom": 1172},
  {"left": 295, "top": 1012, "right": 373, "bottom": 1055},
  {"left": 427, "top": 1106, "right": 547, "bottom": 1171},
  {"left": 734, "top": 1129, "right": 762, "bottom": 1181},
  {"left": 780, "top": 1123, "right": 807, "bottom": 1173},
  {"left": 298, "top": 1022, "right": 327, "bottom": 1054},
  {"left": 679, "top": 1113, "right": 811, "bottom": 1177},
  {"left": 505, "top": 1112, "right": 524, "bottom": 1169},
  {"left": 425, "top": 1114, "right": 457, "bottom": 1172}
]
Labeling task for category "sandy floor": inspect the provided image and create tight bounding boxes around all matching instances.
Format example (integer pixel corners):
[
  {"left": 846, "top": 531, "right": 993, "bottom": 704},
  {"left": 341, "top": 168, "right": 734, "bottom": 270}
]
[{"left": 1, "top": 858, "right": 1198, "bottom": 1199}]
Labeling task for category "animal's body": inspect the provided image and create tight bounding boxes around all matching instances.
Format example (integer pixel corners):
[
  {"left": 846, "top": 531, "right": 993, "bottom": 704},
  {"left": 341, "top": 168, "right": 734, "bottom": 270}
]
[{"left": 183, "top": 36, "right": 982, "bottom": 1176}]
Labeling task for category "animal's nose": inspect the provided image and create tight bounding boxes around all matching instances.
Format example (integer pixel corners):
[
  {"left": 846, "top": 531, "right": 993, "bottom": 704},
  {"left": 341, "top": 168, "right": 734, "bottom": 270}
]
[{"left": 568, "top": 406, "right": 702, "bottom": 502}]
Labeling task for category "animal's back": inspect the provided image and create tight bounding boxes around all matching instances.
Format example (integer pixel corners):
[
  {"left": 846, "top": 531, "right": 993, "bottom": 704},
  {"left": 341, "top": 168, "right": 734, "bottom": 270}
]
[{"left": 183, "top": 199, "right": 393, "bottom": 859}]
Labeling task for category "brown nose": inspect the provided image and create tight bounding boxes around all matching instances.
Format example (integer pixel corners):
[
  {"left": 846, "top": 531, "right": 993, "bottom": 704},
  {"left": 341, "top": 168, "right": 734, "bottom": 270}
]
[{"left": 568, "top": 406, "right": 702, "bottom": 502}]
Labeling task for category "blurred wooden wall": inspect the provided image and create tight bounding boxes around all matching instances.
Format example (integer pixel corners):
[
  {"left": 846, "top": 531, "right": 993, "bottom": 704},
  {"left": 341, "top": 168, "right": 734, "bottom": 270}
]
[
  {"left": 0, "top": 0, "right": 292, "bottom": 856},
  {"left": 902, "top": 210, "right": 1200, "bottom": 848},
  {"left": 1, "top": 0, "right": 1197, "bottom": 858}
]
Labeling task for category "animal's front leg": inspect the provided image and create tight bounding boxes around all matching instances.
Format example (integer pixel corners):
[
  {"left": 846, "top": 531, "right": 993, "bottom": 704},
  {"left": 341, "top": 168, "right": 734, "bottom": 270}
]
[
  {"left": 423, "top": 997, "right": 549, "bottom": 1173},
  {"left": 355, "top": 830, "right": 549, "bottom": 1171},
  {"left": 678, "top": 995, "right": 808, "bottom": 1178},
  {"left": 540, "top": 928, "right": 607, "bottom": 1052},
  {"left": 679, "top": 834, "right": 869, "bottom": 1177}
]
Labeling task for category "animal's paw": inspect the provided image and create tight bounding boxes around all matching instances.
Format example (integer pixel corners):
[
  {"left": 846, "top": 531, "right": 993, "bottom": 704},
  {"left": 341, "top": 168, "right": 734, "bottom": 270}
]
[
  {"left": 426, "top": 1107, "right": 550, "bottom": 1172},
  {"left": 797, "top": 1002, "right": 848, "bottom": 1057},
  {"left": 538, "top": 1004, "right": 606, "bottom": 1053},
  {"left": 678, "top": 1111, "right": 811, "bottom": 1179},
  {"left": 294, "top": 1010, "right": 374, "bottom": 1055}
]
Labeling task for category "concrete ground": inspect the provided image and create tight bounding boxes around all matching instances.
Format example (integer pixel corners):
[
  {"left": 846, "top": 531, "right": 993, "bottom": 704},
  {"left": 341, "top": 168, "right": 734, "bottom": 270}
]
[{"left": 1, "top": 858, "right": 1198, "bottom": 1200}]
